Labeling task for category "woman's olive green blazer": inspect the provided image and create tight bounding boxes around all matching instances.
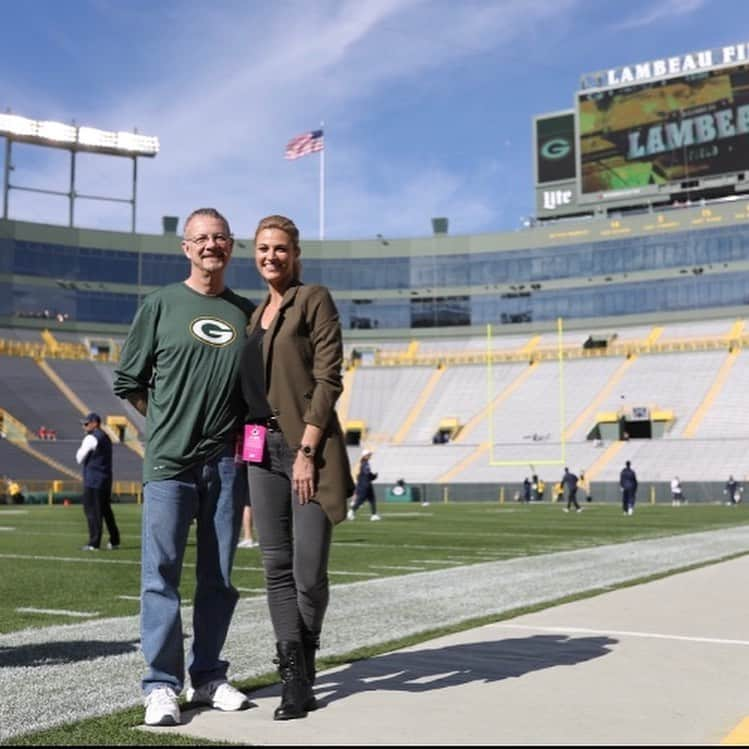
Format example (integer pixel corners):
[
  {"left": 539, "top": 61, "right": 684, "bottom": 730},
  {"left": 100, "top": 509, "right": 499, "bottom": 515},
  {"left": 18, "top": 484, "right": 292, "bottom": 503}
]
[{"left": 247, "top": 281, "right": 354, "bottom": 524}]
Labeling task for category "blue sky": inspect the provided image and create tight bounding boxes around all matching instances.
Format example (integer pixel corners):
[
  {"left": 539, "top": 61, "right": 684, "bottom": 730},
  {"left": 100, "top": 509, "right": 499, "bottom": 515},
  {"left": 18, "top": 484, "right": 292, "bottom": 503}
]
[{"left": 1, "top": 0, "right": 745, "bottom": 240}]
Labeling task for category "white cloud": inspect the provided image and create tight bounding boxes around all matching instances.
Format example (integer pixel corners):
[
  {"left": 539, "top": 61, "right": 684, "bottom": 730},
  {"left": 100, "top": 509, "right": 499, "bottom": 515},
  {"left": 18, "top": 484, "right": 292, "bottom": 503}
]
[
  {"left": 612, "top": 0, "right": 705, "bottom": 31},
  {"left": 4, "top": 0, "right": 582, "bottom": 239}
]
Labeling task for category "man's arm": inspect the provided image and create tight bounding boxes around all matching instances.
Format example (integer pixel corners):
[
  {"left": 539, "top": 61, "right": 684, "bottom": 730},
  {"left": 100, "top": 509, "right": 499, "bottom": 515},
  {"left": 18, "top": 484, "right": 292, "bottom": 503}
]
[
  {"left": 75, "top": 434, "right": 98, "bottom": 464},
  {"left": 113, "top": 297, "right": 156, "bottom": 406},
  {"left": 126, "top": 390, "right": 149, "bottom": 416}
]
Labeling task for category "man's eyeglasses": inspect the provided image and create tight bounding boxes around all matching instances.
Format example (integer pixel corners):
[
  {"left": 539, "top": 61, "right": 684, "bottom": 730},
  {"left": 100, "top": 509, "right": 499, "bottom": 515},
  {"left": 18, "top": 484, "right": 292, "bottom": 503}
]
[{"left": 184, "top": 233, "right": 232, "bottom": 248}]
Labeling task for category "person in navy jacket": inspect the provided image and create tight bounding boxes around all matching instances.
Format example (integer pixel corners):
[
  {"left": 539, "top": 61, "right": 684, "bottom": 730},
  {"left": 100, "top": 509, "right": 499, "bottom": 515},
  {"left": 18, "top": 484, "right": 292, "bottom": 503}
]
[
  {"left": 348, "top": 449, "right": 380, "bottom": 521},
  {"left": 76, "top": 412, "right": 120, "bottom": 550}
]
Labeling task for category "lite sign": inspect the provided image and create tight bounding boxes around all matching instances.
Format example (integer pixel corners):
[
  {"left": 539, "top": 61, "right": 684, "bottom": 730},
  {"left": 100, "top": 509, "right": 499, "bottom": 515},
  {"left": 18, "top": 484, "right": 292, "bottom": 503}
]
[{"left": 542, "top": 189, "right": 573, "bottom": 211}]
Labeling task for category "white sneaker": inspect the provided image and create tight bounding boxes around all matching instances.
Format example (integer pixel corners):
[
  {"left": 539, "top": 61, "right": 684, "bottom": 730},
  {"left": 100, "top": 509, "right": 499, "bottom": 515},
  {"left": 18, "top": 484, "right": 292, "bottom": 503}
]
[
  {"left": 627, "top": 508, "right": 633, "bottom": 516},
  {"left": 144, "top": 686, "right": 181, "bottom": 726},
  {"left": 347, "top": 509, "right": 355, "bottom": 520},
  {"left": 237, "top": 538, "right": 256, "bottom": 548},
  {"left": 371, "top": 514, "right": 381, "bottom": 521},
  {"left": 562, "top": 508, "right": 569, "bottom": 513},
  {"left": 186, "top": 680, "right": 250, "bottom": 711}
]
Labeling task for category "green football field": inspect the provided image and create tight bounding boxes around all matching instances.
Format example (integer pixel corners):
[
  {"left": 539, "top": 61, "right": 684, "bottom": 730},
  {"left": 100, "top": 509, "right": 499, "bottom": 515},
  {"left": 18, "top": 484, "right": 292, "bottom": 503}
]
[
  {"left": 2, "top": 499, "right": 749, "bottom": 746},
  {"left": 2, "top": 499, "right": 748, "bottom": 635}
]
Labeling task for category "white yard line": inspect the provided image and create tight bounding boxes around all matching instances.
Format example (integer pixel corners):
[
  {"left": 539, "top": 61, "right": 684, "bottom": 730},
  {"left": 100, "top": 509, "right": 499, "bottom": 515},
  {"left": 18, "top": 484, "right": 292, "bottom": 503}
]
[
  {"left": 16, "top": 607, "right": 99, "bottom": 618},
  {"left": 0, "top": 553, "right": 139, "bottom": 565}
]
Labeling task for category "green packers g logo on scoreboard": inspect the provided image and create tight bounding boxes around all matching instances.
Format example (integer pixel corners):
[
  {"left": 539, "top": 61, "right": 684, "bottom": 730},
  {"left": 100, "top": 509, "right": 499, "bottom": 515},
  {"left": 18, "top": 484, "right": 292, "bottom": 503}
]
[
  {"left": 190, "top": 317, "right": 237, "bottom": 347},
  {"left": 540, "top": 138, "right": 571, "bottom": 160}
]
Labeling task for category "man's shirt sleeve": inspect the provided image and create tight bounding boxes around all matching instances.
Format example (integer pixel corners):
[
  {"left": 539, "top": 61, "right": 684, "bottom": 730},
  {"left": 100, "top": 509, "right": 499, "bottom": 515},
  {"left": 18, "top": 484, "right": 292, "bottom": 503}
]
[
  {"left": 76, "top": 434, "right": 98, "bottom": 464},
  {"left": 113, "top": 298, "right": 157, "bottom": 398}
]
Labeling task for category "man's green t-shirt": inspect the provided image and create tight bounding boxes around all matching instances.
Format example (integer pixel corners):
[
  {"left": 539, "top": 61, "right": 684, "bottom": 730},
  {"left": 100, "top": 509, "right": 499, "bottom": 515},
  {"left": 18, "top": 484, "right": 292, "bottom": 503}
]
[{"left": 113, "top": 282, "right": 255, "bottom": 482}]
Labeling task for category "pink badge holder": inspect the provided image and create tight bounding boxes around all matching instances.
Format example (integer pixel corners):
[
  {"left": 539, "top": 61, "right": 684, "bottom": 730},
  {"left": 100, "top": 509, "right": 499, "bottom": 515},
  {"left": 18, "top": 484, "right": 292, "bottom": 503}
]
[{"left": 242, "top": 424, "right": 267, "bottom": 463}]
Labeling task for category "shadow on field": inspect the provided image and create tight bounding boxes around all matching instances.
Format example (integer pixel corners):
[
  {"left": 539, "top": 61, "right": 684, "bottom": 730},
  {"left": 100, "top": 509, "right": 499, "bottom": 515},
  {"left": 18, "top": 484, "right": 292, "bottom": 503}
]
[
  {"left": 304, "top": 634, "right": 617, "bottom": 707},
  {"left": 0, "top": 638, "right": 140, "bottom": 667}
]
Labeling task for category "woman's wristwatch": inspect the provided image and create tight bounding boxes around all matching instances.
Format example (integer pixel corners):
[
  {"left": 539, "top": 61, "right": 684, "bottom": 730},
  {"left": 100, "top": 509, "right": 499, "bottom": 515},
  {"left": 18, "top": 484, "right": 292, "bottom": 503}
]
[{"left": 297, "top": 444, "right": 316, "bottom": 458}]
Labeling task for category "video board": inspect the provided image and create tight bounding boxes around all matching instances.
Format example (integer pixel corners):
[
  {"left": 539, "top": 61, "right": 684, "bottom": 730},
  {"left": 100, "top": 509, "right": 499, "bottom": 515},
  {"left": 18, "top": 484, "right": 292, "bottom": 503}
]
[
  {"left": 577, "top": 62, "right": 749, "bottom": 199},
  {"left": 534, "top": 111, "right": 576, "bottom": 185}
]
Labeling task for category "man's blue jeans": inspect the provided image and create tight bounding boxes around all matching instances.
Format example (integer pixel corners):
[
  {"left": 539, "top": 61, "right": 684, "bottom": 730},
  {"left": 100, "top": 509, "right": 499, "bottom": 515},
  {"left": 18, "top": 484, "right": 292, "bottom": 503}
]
[{"left": 140, "top": 446, "right": 242, "bottom": 695}]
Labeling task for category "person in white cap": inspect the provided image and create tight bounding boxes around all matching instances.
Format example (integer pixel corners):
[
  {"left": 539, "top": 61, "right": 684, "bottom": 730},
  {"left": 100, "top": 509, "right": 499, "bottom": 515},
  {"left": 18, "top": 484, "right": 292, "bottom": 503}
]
[{"left": 348, "top": 449, "right": 380, "bottom": 521}]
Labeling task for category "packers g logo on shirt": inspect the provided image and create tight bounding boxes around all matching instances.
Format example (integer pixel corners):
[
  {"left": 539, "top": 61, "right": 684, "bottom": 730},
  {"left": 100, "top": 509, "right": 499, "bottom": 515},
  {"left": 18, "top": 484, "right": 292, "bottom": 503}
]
[{"left": 189, "top": 317, "right": 237, "bottom": 347}]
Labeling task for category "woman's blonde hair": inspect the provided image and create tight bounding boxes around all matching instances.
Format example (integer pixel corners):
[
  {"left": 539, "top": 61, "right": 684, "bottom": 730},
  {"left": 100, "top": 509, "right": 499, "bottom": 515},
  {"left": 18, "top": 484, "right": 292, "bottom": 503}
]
[{"left": 254, "top": 214, "right": 301, "bottom": 279}]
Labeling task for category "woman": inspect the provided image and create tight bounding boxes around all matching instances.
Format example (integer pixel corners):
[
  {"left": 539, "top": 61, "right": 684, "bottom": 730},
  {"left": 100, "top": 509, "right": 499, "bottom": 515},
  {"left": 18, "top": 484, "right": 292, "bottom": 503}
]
[
  {"left": 239, "top": 214, "right": 354, "bottom": 720},
  {"left": 347, "top": 449, "right": 380, "bottom": 521}
]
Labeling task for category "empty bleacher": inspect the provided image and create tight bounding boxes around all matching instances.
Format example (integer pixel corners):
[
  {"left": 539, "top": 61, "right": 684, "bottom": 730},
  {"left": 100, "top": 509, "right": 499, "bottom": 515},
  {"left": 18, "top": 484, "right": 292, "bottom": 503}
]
[
  {"left": 3, "top": 315, "right": 749, "bottom": 495},
  {"left": 346, "top": 366, "right": 437, "bottom": 442},
  {"left": 47, "top": 359, "right": 144, "bottom": 438},
  {"left": 0, "top": 439, "right": 64, "bottom": 481},
  {"left": 1, "top": 357, "right": 84, "bottom": 439},
  {"left": 588, "top": 350, "right": 728, "bottom": 437},
  {"left": 694, "top": 350, "right": 749, "bottom": 439}
]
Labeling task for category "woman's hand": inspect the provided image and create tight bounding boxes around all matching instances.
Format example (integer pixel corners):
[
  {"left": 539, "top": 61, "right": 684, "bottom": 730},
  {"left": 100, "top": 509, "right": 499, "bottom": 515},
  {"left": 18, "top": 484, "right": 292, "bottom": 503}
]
[{"left": 293, "top": 451, "right": 317, "bottom": 503}]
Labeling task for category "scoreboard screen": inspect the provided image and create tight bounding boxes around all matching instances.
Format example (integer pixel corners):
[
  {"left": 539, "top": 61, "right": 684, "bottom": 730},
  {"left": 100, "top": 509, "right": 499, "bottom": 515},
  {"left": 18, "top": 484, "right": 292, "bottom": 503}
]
[{"left": 577, "top": 62, "right": 749, "bottom": 197}]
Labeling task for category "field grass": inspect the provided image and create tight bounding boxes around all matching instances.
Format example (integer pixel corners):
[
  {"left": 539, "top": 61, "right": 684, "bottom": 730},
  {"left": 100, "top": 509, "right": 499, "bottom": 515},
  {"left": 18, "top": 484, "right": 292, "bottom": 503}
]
[
  {"left": 2, "top": 499, "right": 749, "bottom": 745},
  {"left": 2, "top": 499, "right": 748, "bottom": 635}
]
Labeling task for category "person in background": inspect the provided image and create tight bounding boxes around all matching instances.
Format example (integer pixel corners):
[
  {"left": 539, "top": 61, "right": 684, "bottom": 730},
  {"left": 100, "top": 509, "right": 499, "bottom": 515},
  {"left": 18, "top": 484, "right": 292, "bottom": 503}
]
[
  {"left": 553, "top": 481, "right": 564, "bottom": 504},
  {"left": 579, "top": 470, "right": 592, "bottom": 503},
  {"left": 620, "top": 460, "right": 638, "bottom": 515},
  {"left": 725, "top": 475, "right": 743, "bottom": 505},
  {"left": 671, "top": 476, "right": 684, "bottom": 506},
  {"left": 522, "top": 477, "right": 531, "bottom": 503},
  {"left": 113, "top": 207, "right": 254, "bottom": 727},
  {"left": 238, "top": 214, "right": 354, "bottom": 721},
  {"left": 561, "top": 467, "right": 582, "bottom": 513},
  {"left": 7, "top": 478, "right": 24, "bottom": 505},
  {"left": 531, "top": 474, "right": 546, "bottom": 502},
  {"left": 348, "top": 449, "right": 380, "bottom": 521},
  {"left": 75, "top": 412, "right": 120, "bottom": 551}
]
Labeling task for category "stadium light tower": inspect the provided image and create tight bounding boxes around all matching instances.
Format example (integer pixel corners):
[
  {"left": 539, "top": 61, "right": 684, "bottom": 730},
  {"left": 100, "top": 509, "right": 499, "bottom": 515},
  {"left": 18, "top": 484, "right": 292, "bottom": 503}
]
[{"left": 0, "top": 111, "right": 159, "bottom": 232}]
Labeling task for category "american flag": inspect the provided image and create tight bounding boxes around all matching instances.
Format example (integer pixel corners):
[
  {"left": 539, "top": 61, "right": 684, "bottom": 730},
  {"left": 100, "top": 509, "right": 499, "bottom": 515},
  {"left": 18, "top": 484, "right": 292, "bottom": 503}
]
[{"left": 285, "top": 129, "right": 324, "bottom": 160}]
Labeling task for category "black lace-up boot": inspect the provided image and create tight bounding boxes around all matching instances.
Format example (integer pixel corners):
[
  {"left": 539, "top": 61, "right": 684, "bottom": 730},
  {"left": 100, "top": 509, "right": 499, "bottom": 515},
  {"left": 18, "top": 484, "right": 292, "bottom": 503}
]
[{"left": 273, "top": 641, "right": 309, "bottom": 720}]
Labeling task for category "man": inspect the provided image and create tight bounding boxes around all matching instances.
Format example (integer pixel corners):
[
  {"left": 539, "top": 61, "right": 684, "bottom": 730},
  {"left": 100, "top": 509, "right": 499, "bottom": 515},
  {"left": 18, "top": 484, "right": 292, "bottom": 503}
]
[
  {"left": 670, "top": 476, "right": 684, "bottom": 506},
  {"left": 725, "top": 475, "right": 743, "bottom": 505},
  {"left": 620, "top": 460, "right": 638, "bottom": 515},
  {"left": 561, "top": 467, "right": 581, "bottom": 513},
  {"left": 75, "top": 412, "right": 120, "bottom": 550},
  {"left": 113, "top": 208, "right": 254, "bottom": 727}
]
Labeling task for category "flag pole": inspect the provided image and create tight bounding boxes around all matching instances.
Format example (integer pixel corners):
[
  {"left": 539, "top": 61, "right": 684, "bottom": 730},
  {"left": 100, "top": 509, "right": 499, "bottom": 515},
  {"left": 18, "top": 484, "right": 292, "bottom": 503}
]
[{"left": 319, "top": 120, "right": 325, "bottom": 240}]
